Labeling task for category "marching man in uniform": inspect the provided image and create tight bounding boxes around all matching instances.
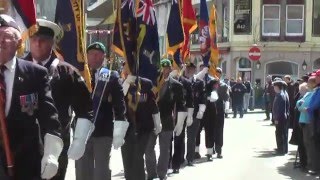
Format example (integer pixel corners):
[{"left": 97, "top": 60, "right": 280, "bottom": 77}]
[
  {"left": 76, "top": 42, "right": 128, "bottom": 180},
  {"left": 145, "top": 59, "right": 187, "bottom": 180},
  {"left": 195, "top": 64, "right": 219, "bottom": 161},
  {"left": 0, "top": 14, "right": 63, "bottom": 180},
  {"left": 25, "top": 19, "right": 94, "bottom": 180},
  {"left": 121, "top": 62, "right": 161, "bottom": 180},
  {"left": 184, "top": 62, "right": 206, "bottom": 165},
  {"left": 170, "top": 63, "right": 194, "bottom": 174}
]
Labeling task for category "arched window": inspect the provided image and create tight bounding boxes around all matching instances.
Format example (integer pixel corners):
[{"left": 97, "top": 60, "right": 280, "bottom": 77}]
[
  {"left": 266, "top": 61, "right": 298, "bottom": 79},
  {"left": 238, "top": 57, "right": 251, "bottom": 69},
  {"left": 313, "top": 58, "right": 320, "bottom": 70}
]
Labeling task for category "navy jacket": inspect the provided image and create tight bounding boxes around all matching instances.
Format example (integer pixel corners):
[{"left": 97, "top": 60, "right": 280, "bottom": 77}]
[
  {"left": 190, "top": 77, "right": 206, "bottom": 118},
  {"left": 1, "top": 58, "right": 61, "bottom": 179},
  {"left": 125, "top": 77, "right": 159, "bottom": 134},
  {"left": 158, "top": 77, "right": 186, "bottom": 131},
  {"left": 92, "top": 70, "right": 126, "bottom": 137},
  {"left": 25, "top": 53, "right": 93, "bottom": 135},
  {"left": 273, "top": 90, "right": 290, "bottom": 122}
]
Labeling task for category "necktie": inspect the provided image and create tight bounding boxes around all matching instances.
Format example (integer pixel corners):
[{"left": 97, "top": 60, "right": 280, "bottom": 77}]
[
  {"left": 0, "top": 65, "right": 6, "bottom": 106},
  {"left": 91, "top": 69, "right": 97, "bottom": 91},
  {"left": 0, "top": 65, "right": 6, "bottom": 141}
]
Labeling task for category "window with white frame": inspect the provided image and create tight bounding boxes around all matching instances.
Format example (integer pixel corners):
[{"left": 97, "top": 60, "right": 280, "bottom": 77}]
[
  {"left": 262, "top": 5, "right": 280, "bottom": 36},
  {"left": 286, "top": 5, "right": 304, "bottom": 36}
]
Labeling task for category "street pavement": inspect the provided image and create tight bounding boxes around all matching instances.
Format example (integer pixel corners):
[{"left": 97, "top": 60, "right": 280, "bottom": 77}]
[{"left": 65, "top": 111, "right": 316, "bottom": 180}]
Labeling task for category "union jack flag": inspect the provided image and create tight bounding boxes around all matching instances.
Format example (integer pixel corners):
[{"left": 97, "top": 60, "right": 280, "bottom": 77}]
[{"left": 136, "top": 0, "right": 156, "bottom": 25}]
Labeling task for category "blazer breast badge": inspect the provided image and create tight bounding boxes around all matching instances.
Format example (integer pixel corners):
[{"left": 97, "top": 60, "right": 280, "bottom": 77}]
[{"left": 20, "top": 93, "right": 38, "bottom": 116}]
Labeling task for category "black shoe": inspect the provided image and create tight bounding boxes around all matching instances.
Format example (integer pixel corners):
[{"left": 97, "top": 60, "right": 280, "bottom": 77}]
[
  {"left": 172, "top": 169, "right": 179, "bottom": 174},
  {"left": 240, "top": 116, "right": 243, "bottom": 118},
  {"left": 206, "top": 154, "right": 213, "bottom": 161},
  {"left": 264, "top": 118, "right": 270, "bottom": 121},
  {"left": 233, "top": 116, "right": 236, "bottom": 118},
  {"left": 273, "top": 151, "right": 285, "bottom": 156},
  {"left": 308, "top": 170, "right": 317, "bottom": 175},
  {"left": 159, "top": 176, "right": 168, "bottom": 180},
  {"left": 194, "top": 152, "right": 201, "bottom": 159},
  {"left": 187, "top": 161, "right": 194, "bottom": 166},
  {"left": 217, "top": 154, "right": 223, "bottom": 159}
]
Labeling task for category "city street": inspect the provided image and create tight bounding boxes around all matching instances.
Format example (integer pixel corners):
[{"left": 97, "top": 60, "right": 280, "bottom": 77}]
[{"left": 65, "top": 111, "right": 315, "bottom": 180}]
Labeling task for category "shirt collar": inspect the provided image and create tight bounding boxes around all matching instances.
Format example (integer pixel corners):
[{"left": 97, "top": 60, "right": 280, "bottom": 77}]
[
  {"left": 4, "top": 56, "right": 16, "bottom": 72},
  {"left": 33, "top": 54, "right": 52, "bottom": 66}
]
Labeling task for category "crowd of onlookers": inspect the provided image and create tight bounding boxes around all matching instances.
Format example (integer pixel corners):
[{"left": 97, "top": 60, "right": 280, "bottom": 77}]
[{"left": 254, "top": 71, "right": 320, "bottom": 177}]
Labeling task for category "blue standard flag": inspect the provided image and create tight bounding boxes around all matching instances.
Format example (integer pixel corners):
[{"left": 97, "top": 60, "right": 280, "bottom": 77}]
[
  {"left": 112, "top": 0, "right": 160, "bottom": 85},
  {"left": 55, "top": 0, "right": 91, "bottom": 89},
  {"left": 167, "top": 0, "right": 184, "bottom": 56},
  {"left": 136, "top": 0, "right": 160, "bottom": 85}
]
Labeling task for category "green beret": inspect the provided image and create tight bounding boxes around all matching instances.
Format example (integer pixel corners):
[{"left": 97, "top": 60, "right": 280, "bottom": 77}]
[
  {"left": 160, "top": 59, "right": 172, "bottom": 67},
  {"left": 87, "top": 42, "right": 106, "bottom": 53}
]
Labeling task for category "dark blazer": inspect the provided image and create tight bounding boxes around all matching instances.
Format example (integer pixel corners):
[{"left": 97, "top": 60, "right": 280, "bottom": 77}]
[
  {"left": 179, "top": 76, "right": 194, "bottom": 109},
  {"left": 190, "top": 77, "right": 206, "bottom": 118},
  {"left": 92, "top": 69, "right": 126, "bottom": 137},
  {"left": 273, "top": 91, "right": 289, "bottom": 123},
  {"left": 1, "top": 58, "right": 61, "bottom": 179},
  {"left": 125, "top": 77, "right": 158, "bottom": 134},
  {"left": 158, "top": 77, "right": 186, "bottom": 131},
  {"left": 231, "top": 83, "right": 247, "bottom": 104},
  {"left": 25, "top": 53, "right": 94, "bottom": 133}
]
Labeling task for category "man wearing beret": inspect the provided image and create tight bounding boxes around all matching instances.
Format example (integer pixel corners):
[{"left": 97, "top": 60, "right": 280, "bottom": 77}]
[
  {"left": 86, "top": 42, "right": 106, "bottom": 91},
  {"left": 0, "top": 14, "right": 62, "bottom": 179},
  {"left": 76, "top": 41, "right": 127, "bottom": 180},
  {"left": 193, "top": 64, "right": 219, "bottom": 161},
  {"left": 184, "top": 62, "right": 206, "bottom": 165},
  {"left": 145, "top": 59, "right": 187, "bottom": 180},
  {"left": 214, "top": 68, "right": 230, "bottom": 159},
  {"left": 169, "top": 62, "right": 194, "bottom": 174},
  {"left": 25, "top": 18, "right": 94, "bottom": 180}
]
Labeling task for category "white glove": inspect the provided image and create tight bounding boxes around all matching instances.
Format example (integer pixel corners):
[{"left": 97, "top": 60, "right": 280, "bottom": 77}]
[
  {"left": 68, "top": 118, "right": 94, "bottom": 160},
  {"left": 225, "top": 101, "right": 230, "bottom": 113},
  {"left": 123, "top": 75, "right": 136, "bottom": 96},
  {"left": 174, "top": 111, "right": 187, "bottom": 136},
  {"left": 209, "top": 91, "right": 219, "bottom": 102},
  {"left": 112, "top": 120, "right": 129, "bottom": 149},
  {"left": 152, "top": 113, "right": 162, "bottom": 135},
  {"left": 196, "top": 104, "right": 206, "bottom": 119},
  {"left": 41, "top": 133, "right": 63, "bottom": 179},
  {"left": 186, "top": 108, "right": 194, "bottom": 127},
  {"left": 195, "top": 67, "right": 208, "bottom": 80}
]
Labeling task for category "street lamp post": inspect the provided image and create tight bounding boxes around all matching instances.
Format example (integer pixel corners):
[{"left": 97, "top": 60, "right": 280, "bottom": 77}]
[
  {"left": 256, "top": 61, "right": 261, "bottom": 70},
  {"left": 302, "top": 60, "right": 307, "bottom": 71}
]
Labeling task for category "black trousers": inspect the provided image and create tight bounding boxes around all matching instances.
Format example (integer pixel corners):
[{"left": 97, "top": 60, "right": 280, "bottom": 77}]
[
  {"left": 196, "top": 112, "right": 214, "bottom": 150},
  {"left": 265, "top": 102, "right": 274, "bottom": 123},
  {"left": 51, "top": 133, "right": 70, "bottom": 180},
  {"left": 233, "top": 103, "right": 243, "bottom": 118},
  {"left": 214, "top": 113, "right": 224, "bottom": 155},
  {"left": 186, "top": 118, "right": 200, "bottom": 162},
  {"left": 275, "top": 122, "right": 288, "bottom": 154},
  {"left": 170, "top": 123, "right": 186, "bottom": 170},
  {"left": 121, "top": 127, "right": 150, "bottom": 180}
]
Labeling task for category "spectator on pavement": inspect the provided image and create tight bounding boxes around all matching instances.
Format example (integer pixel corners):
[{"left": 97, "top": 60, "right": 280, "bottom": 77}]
[{"left": 231, "top": 77, "right": 246, "bottom": 118}]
